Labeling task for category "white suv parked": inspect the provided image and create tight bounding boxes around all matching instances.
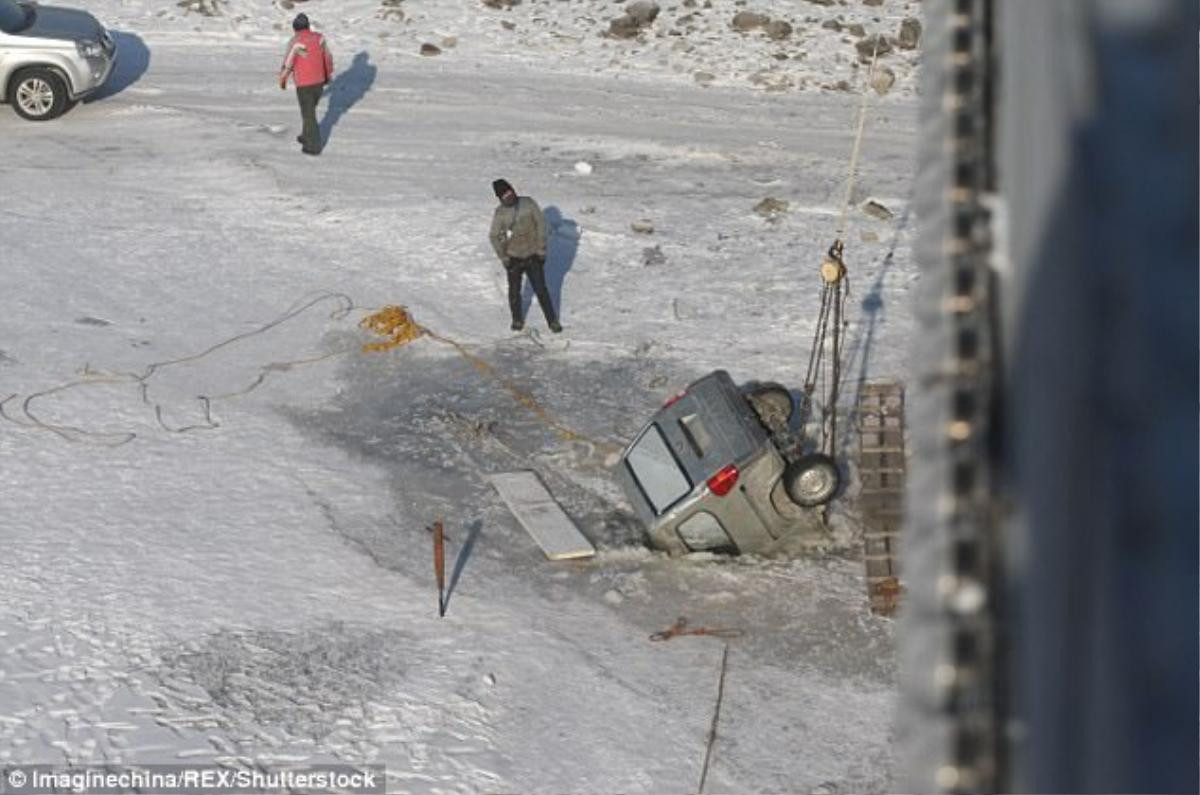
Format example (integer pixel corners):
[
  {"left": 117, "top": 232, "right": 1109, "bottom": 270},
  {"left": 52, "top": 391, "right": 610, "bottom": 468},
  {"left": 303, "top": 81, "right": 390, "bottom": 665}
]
[{"left": 0, "top": 0, "right": 115, "bottom": 120}]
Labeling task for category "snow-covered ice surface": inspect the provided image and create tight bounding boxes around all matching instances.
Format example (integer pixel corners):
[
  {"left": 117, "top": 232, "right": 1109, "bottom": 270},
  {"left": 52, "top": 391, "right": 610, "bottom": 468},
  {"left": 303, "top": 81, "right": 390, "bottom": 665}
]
[{"left": 1, "top": 1, "right": 919, "bottom": 792}]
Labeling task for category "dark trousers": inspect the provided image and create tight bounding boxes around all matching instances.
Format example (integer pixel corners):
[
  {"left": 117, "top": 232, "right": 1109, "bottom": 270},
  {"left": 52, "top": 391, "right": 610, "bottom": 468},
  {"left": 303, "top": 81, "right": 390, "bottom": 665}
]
[
  {"left": 296, "top": 84, "right": 323, "bottom": 152},
  {"left": 506, "top": 255, "right": 557, "bottom": 324}
]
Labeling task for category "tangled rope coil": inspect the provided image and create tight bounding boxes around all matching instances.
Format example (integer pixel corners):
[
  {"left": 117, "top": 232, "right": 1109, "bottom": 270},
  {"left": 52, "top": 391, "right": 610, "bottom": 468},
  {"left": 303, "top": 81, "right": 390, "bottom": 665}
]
[
  {"left": 1, "top": 291, "right": 355, "bottom": 446},
  {"left": 359, "top": 305, "right": 424, "bottom": 352},
  {"left": 6, "top": 298, "right": 620, "bottom": 460}
]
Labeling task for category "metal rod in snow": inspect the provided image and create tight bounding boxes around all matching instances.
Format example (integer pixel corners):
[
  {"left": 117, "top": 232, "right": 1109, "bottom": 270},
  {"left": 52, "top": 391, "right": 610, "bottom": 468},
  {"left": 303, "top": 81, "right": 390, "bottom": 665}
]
[
  {"left": 433, "top": 520, "right": 446, "bottom": 617},
  {"left": 697, "top": 643, "right": 731, "bottom": 794}
]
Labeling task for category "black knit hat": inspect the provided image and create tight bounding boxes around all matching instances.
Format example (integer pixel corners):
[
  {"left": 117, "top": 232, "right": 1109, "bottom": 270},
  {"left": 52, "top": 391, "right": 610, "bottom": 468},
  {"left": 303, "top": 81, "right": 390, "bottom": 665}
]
[
  {"left": 292, "top": 13, "right": 310, "bottom": 31},
  {"left": 492, "top": 179, "right": 514, "bottom": 198}
]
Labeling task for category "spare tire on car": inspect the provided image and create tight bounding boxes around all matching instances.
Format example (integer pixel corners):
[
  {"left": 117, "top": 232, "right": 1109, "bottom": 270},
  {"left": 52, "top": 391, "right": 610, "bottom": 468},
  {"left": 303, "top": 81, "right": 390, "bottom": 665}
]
[
  {"left": 743, "top": 382, "right": 794, "bottom": 434},
  {"left": 783, "top": 453, "right": 840, "bottom": 507}
]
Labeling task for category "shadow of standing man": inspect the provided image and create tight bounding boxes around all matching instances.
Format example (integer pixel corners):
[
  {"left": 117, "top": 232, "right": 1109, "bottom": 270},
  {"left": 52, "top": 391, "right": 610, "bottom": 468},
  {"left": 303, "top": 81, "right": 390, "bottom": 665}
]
[
  {"left": 319, "top": 51, "right": 377, "bottom": 151},
  {"left": 536, "top": 207, "right": 580, "bottom": 323}
]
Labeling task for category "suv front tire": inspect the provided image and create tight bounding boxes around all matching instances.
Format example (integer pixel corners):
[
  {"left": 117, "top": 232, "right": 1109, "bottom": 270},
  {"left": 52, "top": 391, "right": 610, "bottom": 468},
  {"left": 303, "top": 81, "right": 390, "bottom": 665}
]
[{"left": 10, "top": 67, "right": 69, "bottom": 121}]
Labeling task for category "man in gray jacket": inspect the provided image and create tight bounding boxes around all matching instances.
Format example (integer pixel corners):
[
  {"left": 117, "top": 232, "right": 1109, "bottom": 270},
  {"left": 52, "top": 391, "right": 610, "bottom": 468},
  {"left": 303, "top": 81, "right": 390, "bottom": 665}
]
[{"left": 489, "top": 179, "right": 562, "bottom": 333}]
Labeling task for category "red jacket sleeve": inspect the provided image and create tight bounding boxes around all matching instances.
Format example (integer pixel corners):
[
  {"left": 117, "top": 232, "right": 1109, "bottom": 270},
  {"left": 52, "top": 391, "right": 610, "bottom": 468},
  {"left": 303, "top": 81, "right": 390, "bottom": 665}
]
[{"left": 322, "top": 37, "right": 333, "bottom": 82}]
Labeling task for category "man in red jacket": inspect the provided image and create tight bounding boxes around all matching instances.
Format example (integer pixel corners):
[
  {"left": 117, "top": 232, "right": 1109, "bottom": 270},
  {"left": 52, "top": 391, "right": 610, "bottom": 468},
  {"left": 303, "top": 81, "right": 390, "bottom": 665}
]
[{"left": 279, "top": 13, "right": 333, "bottom": 155}]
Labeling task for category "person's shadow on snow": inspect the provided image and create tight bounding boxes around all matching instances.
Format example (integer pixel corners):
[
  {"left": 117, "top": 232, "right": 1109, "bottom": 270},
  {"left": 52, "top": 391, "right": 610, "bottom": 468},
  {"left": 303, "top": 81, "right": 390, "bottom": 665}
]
[
  {"left": 318, "top": 51, "right": 377, "bottom": 151},
  {"left": 86, "top": 31, "right": 150, "bottom": 102},
  {"left": 524, "top": 206, "right": 579, "bottom": 320}
]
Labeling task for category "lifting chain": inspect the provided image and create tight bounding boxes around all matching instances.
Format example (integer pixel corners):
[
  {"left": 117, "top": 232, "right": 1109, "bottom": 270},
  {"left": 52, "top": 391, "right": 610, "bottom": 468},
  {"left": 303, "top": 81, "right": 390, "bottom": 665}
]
[{"left": 802, "top": 240, "right": 850, "bottom": 457}]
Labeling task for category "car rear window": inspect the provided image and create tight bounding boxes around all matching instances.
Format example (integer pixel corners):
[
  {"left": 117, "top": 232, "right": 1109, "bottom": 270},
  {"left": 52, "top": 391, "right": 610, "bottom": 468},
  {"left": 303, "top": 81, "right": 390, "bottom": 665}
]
[{"left": 625, "top": 424, "right": 690, "bottom": 515}]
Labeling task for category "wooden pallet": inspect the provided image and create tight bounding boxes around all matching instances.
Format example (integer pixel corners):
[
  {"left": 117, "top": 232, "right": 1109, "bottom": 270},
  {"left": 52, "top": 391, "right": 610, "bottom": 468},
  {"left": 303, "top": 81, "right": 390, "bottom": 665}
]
[{"left": 856, "top": 382, "right": 906, "bottom": 616}]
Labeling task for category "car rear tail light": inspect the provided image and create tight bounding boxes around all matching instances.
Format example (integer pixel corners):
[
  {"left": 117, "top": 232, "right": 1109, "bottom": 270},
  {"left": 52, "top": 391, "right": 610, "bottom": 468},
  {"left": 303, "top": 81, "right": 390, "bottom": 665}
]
[
  {"left": 662, "top": 391, "right": 687, "bottom": 408},
  {"left": 706, "top": 464, "right": 739, "bottom": 497}
]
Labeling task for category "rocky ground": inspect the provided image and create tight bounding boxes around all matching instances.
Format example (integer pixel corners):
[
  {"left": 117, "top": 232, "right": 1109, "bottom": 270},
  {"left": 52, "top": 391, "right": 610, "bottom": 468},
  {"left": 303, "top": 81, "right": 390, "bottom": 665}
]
[{"left": 155, "top": 0, "right": 923, "bottom": 97}]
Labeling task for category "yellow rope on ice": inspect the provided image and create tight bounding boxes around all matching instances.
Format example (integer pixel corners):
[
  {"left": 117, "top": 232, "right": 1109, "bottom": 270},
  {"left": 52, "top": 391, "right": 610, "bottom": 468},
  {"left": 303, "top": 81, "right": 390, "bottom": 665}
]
[
  {"left": 359, "top": 305, "right": 424, "bottom": 352},
  {"left": 359, "top": 305, "right": 620, "bottom": 456}
]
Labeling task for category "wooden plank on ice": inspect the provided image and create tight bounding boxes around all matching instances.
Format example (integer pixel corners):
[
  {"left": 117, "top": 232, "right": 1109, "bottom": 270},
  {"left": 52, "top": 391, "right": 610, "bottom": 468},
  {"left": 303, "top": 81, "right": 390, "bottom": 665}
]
[{"left": 487, "top": 470, "right": 595, "bottom": 560}]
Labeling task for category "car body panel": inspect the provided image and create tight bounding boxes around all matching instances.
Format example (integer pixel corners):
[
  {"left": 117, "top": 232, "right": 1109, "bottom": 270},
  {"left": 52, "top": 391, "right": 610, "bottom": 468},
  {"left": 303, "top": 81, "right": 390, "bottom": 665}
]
[{"left": 0, "top": 1, "right": 114, "bottom": 104}]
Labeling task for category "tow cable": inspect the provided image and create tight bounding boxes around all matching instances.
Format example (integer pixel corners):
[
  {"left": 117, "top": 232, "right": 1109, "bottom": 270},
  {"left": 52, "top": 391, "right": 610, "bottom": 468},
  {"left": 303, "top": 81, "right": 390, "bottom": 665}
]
[{"left": 796, "top": 36, "right": 879, "bottom": 470}]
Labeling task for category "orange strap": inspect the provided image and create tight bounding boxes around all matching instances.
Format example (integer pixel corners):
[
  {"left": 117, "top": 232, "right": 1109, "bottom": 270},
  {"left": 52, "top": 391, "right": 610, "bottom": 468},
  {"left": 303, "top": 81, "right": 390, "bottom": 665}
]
[{"left": 650, "top": 617, "right": 744, "bottom": 642}]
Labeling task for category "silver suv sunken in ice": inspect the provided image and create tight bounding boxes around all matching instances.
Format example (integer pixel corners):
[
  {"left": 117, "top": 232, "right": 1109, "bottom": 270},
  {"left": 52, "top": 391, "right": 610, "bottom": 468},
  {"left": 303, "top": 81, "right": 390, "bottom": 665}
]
[
  {"left": 617, "top": 370, "right": 841, "bottom": 556},
  {"left": 0, "top": 0, "right": 115, "bottom": 120}
]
